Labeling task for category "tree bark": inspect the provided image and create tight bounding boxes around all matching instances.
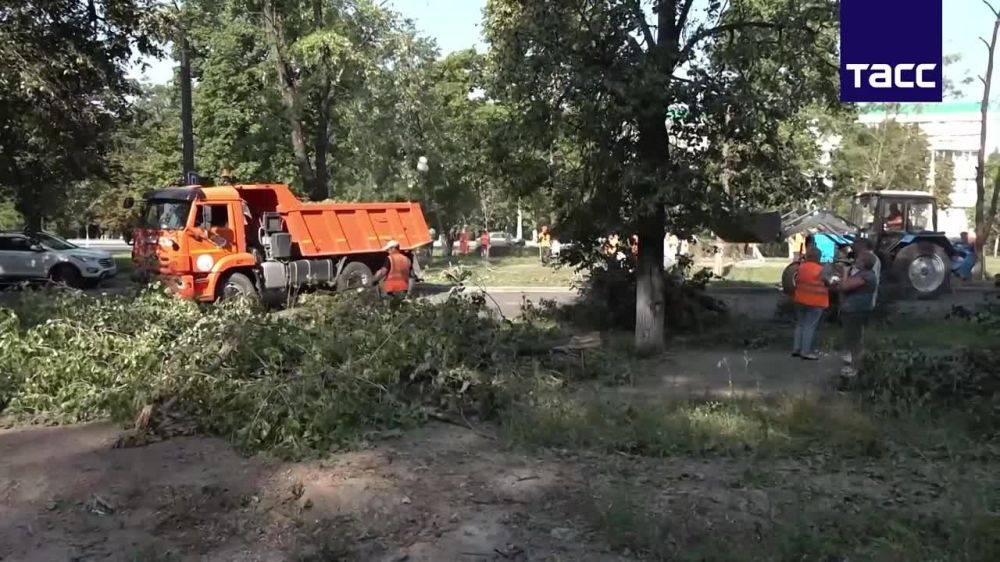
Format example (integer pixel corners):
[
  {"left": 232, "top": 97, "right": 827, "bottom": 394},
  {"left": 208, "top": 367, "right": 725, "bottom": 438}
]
[
  {"left": 312, "top": 82, "right": 331, "bottom": 201},
  {"left": 628, "top": 1, "right": 680, "bottom": 353},
  {"left": 975, "top": 12, "right": 1000, "bottom": 279},
  {"left": 16, "top": 187, "right": 43, "bottom": 232},
  {"left": 309, "top": 0, "right": 330, "bottom": 201},
  {"left": 635, "top": 204, "right": 666, "bottom": 353},
  {"left": 263, "top": 0, "right": 317, "bottom": 197},
  {"left": 178, "top": 28, "right": 195, "bottom": 181}
]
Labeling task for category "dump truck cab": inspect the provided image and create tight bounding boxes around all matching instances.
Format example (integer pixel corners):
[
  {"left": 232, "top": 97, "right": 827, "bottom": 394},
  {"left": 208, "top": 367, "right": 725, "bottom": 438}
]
[
  {"left": 131, "top": 185, "right": 257, "bottom": 300},
  {"left": 130, "top": 183, "right": 432, "bottom": 302}
]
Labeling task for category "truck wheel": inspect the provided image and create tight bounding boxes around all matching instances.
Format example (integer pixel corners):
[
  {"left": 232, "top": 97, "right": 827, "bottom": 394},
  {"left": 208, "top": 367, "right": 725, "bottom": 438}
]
[
  {"left": 50, "top": 264, "right": 83, "bottom": 288},
  {"left": 337, "top": 261, "right": 372, "bottom": 292},
  {"left": 892, "top": 242, "right": 950, "bottom": 299},
  {"left": 220, "top": 272, "right": 259, "bottom": 302},
  {"left": 781, "top": 262, "right": 799, "bottom": 296}
]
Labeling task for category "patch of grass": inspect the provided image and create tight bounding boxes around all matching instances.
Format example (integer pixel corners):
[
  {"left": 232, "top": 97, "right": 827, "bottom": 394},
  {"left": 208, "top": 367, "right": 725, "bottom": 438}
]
[
  {"left": 707, "top": 259, "right": 787, "bottom": 287},
  {"left": 586, "top": 480, "right": 1000, "bottom": 562},
  {"left": 113, "top": 253, "right": 134, "bottom": 277},
  {"left": 503, "top": 395, "right": 881, "bottom": 458},
  {"left": 814, "top": 316, "right": 996, "bottom": 353},
  {"left": 588, "top": 488, "right": 672, "bottom": 559},
  {"left": 422, "top": 254, "right": 576, "bottom": 287}
]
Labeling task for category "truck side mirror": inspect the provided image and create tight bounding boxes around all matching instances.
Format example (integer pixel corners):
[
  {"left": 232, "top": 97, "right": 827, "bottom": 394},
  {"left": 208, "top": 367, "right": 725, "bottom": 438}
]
[{"left": 122, "top": 196, "right": 134, "bottom": 209}]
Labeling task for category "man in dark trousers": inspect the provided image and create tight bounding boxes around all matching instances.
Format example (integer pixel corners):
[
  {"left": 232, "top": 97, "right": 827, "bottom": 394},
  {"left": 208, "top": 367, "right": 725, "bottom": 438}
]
[{"left": 836, "top": 252, "right": 878, "bottom": 377}]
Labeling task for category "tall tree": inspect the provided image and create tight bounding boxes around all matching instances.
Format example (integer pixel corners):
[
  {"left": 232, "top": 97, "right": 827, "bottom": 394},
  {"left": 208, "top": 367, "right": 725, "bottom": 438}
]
[
  {"left": 185, "top": 1, "right": 295, "bottom": 185},
  {"left": 486, "top": 0, "right": 839, "bottom": 351},
  {"left": 976, "top": 1, "right": 1000, "bottom": 277},
  {"left": 832, "top": 117, "right": 933, "bottom": 193},
  {"left": 258, "top": 0, "right": 397, "bottom": 201},
  {"left": 932, "top": 151, "right": 955, "bottom": 210},
  {"left": 0, "top": 0, "right": 155, "bottom": 229}
]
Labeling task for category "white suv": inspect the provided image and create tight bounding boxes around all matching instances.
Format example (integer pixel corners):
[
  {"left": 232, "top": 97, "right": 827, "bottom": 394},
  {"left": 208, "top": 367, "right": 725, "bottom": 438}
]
[{"left": 0, "top": 231, "right": 117, "bottom": 288}]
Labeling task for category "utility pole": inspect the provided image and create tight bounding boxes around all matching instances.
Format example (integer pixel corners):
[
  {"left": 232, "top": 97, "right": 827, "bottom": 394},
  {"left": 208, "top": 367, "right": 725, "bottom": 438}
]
[{"left": 178, "top": 27, "right": 196, "bottom": 183}]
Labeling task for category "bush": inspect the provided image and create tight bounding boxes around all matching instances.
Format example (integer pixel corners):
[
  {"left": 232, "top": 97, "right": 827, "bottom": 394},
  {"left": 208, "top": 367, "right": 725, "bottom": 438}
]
[
  {"left": 562, "top": 253, "right": 726, "bottom": 332},
  {"left": 850, "top": 314, "right": 1000, "bottom": 431},
  {"left": 855, "top": 347, "right": 999, "bottom": 411},
  {"left": 0, "top": 287, "right": 561, "bottom": 458}
]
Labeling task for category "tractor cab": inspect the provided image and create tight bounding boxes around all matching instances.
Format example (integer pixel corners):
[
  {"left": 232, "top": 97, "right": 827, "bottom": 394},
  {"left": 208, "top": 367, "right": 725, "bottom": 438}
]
[{"left": 849, "top": 191, "right": 939, "bottom": 256}]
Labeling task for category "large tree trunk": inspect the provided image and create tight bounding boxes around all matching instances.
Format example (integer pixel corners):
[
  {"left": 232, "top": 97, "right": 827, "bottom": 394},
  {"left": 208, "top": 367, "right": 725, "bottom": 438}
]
[
  {"left": 263, "top": 0, "right": 317, "bottom": 197},
  {"left": 308, "top": 0, "right": 331, "bottom": 201},
  {"left": 178, "top": 28, "right": 195, "bottom": 181},
  {"left": 312, "top": 87, "right": 331, "bottom": 201},
  {"left": 975, "top": 12, "right": 1000, "bottom": 279},
  {"left": 16, "top": 188, "right": 43, "bottom": 232},
  {"left": 635, "top": 205, "right": 666, "bottom": 353}
]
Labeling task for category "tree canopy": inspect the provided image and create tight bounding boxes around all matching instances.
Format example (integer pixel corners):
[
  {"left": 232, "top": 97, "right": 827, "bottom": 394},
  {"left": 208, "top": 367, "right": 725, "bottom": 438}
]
[
  {"left": 0, "top": 0, "right": 156, "bottom": 229},
  {"left": 485, "top": 0, "right": 840, "bottom": 350}
]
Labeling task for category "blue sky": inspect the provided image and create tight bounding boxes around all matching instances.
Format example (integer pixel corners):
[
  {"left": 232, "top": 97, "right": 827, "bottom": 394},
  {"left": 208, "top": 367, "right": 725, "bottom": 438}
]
[{"left": 135, "top": 0, "right": 989, "bottom": 101}]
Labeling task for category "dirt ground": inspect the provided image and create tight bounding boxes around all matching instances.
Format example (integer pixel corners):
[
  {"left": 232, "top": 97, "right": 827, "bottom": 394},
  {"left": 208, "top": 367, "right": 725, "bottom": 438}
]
[
  {"left": 1, "top": 420, "right": 621, "bottom": 561},
  {"left": 1, "top": 348, "right": 994, "bottom": 561}
]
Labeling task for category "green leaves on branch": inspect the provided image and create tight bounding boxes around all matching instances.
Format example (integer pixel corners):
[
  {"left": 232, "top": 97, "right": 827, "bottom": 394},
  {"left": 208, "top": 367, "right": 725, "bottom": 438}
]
[{"left": 0, "top": 289, "right": 561, "bottom": 459}]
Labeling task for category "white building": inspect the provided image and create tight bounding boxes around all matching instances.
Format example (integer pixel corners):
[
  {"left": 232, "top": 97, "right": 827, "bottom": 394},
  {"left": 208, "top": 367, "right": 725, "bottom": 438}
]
[{"left": 858, "top": 102, "right": 1000, "bottom": 236}]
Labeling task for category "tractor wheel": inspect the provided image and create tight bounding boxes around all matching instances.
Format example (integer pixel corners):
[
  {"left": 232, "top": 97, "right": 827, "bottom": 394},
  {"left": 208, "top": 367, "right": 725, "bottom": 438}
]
[
  {"left": 50, "top": 264, "right": 83, "bottom": 288},
  {"left": 336, "top": 261, "right": 373, "bottom": 292},
  {"left": 220, "top": 272, "right": 259, "bottom": 303},
  {"left": 891, "top": 242, "right": 950, "bottom": 299},
  {"left": 781, "top": 262, "right": 800, "bottom": 296}
]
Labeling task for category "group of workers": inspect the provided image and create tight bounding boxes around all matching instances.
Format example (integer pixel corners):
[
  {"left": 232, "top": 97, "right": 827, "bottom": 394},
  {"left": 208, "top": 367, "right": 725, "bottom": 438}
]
[
  {"left": 440, "top": 227, "right": 492, "bottom": 258},
  {"left": 791, "top": 238, "right": 879, "bottom": 376}
]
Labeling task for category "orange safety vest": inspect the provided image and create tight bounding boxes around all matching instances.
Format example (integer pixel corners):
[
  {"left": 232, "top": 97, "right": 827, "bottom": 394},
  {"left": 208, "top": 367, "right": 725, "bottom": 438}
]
[
  {"left": 793, "top": 262, "right": 829, "bottom": 309},
  {"left": 384, "top": 252, "right": 411, "bottom": 293}
]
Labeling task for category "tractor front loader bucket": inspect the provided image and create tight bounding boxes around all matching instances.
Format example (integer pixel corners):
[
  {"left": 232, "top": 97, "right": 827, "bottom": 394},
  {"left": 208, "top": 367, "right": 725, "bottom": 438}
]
[
  {"left": 713, "top": 212, "right": 783, "bottom": 244},
  {"left": 713, "top": 209, "right": 857, "bottom": 244}
]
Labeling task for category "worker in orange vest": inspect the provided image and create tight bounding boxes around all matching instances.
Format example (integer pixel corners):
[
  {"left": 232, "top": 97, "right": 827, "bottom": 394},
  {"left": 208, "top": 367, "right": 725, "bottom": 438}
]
[
  {"left": 372, "top": 240, "right": 415, "bottom": 304},
  {"left": 791, "top": 246, "right": 832, "bottom": 360}
]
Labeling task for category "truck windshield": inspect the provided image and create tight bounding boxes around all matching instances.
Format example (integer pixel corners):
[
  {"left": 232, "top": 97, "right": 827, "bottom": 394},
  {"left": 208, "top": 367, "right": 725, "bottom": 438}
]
[{"left": 140, "top": 200, "right": 192, "bottom": 230}]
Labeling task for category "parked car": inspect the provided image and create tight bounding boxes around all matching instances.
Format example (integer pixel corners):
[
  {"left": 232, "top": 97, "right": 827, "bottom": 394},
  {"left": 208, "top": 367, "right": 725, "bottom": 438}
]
[
  {"left": 431, "top": 232, "right": 524, "bottom": 253},
  {"left": 0, "top": 231, "right": 117, "bottom": 288},
  {"left": 488, "top": 231, "right": 524, "bottom": 248}
]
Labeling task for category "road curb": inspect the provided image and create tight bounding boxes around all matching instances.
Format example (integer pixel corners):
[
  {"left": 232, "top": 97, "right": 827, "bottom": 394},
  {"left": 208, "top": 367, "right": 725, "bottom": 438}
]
[{"left": 473, "top": 286, "right": 574, "bottom": 293}]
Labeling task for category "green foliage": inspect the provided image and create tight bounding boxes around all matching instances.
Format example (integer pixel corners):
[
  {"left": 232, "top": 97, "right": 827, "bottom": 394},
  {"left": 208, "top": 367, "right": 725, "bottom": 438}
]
[
  {"left": 559, "top": 250, "right": 725, "bottom": 332},
  {"left": 934, "top": 150, "right": 956, "bottom": 209},
  {"left": 485, "top": 0, "right": 841, "bottom": 241},
  {"left": 831, "top": 111, "right": 935, "bottom": 196},
  {"left": 0, "top": 0, "right": 156, "bottom": 228},
  {"left": 851, "top": 343, "right": 1000, "bottom": 430},
  {"left": 187, "top": 6, "right": 295, "bottom": 186},
  {"left": 0, "top": 289, "right": 561, "bottom": 458},
  {"left": 0, "top": 199, "right": 22, "bottom": 229}
]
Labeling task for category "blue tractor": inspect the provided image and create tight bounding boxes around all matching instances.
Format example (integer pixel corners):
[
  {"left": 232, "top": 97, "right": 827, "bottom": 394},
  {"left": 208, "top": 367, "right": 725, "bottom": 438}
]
[{"left": 720, "top": 191, "right": 976, "bottom": 299}]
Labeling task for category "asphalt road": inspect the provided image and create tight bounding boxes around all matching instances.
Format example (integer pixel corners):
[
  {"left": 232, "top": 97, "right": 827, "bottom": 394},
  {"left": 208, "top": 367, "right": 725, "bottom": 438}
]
[{"left": 5, "top": 279, "right": 995, "bottom": 321}]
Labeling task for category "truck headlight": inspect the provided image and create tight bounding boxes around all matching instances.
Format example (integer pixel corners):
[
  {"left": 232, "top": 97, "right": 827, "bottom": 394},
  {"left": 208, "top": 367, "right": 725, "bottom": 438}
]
[{"left": 196, "top": 254, "right": 215, "bottom": 272}]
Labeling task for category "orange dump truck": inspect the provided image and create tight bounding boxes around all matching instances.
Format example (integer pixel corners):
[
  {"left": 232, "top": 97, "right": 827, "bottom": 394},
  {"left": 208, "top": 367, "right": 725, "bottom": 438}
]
[{"left": 130, "top": 183, "right": 432, "bottom": 302}]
